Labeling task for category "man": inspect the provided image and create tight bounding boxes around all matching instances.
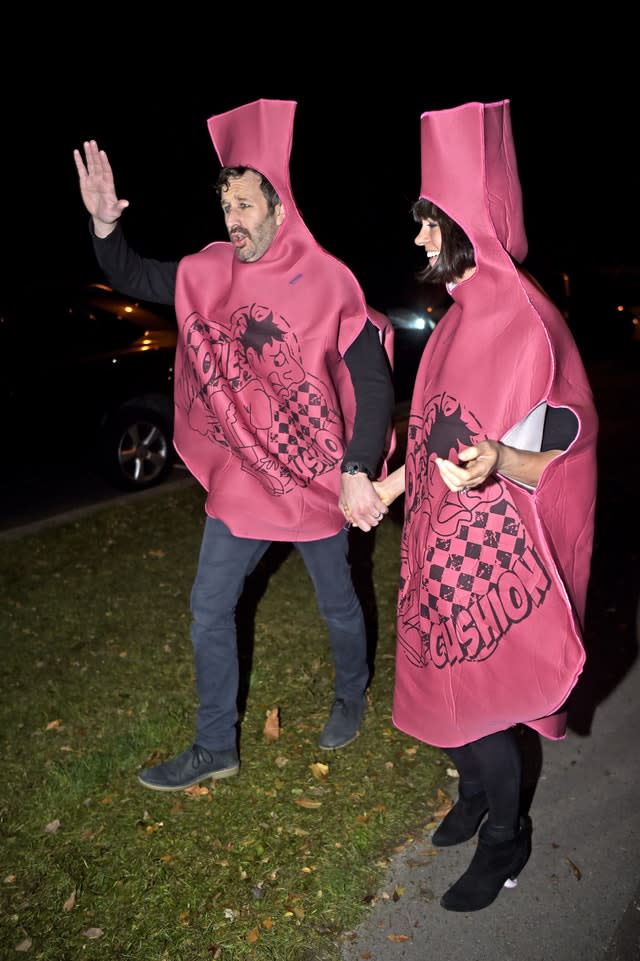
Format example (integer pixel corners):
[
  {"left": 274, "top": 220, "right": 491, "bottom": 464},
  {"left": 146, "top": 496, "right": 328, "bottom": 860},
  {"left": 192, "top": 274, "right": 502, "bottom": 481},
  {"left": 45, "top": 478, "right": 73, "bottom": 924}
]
[{"left": 73, "top": 99, "right": 395, "bottom": 791}]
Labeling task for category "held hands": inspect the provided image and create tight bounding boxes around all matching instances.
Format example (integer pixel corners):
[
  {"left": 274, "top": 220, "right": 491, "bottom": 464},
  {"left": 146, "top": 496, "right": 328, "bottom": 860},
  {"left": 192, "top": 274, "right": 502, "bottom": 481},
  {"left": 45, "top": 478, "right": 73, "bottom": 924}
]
[
  {"left": 339, "top": 472, "right": 388, "bottom": 532},
  {"left": 73, "top": 140, "right": 129, "bottom": 236}
]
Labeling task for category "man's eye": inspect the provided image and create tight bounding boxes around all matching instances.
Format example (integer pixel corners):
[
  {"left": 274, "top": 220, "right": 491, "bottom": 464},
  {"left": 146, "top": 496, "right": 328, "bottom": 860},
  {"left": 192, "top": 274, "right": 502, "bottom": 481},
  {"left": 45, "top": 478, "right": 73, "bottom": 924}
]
[{"left": 239, "top": 203, "right": 251, "bottom": 209}]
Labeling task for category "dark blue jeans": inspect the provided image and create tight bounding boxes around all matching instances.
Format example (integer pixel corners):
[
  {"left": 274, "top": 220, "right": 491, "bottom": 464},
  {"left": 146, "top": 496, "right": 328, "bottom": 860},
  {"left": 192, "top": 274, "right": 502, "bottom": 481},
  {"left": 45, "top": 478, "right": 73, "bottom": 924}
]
[{"left": 190, "top": 517, "right": 369, "bottom": 750}]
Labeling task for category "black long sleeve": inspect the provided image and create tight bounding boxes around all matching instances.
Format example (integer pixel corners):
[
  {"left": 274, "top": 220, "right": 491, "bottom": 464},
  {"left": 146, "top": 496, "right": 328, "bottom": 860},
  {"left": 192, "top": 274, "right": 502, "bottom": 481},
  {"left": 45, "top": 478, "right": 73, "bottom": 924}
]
[
  {"left": 343, "top": 320, "right": 395, "bottom": 478},
  {"left": 90, "top": 221, "right": 178, "bottom": 305},
  {"left": 92, "top": 223, "right": 394, "bottom": 478}
]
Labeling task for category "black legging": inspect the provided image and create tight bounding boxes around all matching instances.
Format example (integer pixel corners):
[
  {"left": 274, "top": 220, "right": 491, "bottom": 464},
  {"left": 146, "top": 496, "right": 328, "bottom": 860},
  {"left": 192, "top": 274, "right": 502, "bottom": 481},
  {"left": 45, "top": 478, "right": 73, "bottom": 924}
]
[{"left": 445, "top": 728, "right": 522, "bottom": 839}]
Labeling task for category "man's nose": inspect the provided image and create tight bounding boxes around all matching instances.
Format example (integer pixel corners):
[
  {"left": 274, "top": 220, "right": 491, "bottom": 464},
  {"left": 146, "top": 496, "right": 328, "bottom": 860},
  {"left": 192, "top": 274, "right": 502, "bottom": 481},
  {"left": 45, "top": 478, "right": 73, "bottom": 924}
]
[{"left": 226, "top": 207, "right": 243, "bottom": 228}]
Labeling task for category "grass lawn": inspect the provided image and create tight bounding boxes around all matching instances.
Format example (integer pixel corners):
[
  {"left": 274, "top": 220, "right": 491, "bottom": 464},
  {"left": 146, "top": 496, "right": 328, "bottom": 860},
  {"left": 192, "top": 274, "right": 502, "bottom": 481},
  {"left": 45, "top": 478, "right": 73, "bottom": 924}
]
[{"left": 0, "top": 483, "right": 451, "bottom": 960}]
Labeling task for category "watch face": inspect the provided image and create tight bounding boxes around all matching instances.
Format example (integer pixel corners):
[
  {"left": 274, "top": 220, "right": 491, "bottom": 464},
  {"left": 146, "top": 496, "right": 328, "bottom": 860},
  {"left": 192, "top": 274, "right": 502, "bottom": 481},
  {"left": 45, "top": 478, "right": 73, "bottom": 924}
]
[{"left": 342, "top": 463, "right": 369, "bottom": 477}]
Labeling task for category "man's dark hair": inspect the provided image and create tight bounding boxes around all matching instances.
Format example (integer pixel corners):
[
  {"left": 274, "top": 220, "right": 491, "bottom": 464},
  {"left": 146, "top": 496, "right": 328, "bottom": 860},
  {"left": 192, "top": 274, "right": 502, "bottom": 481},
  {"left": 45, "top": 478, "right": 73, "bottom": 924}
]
[
  {"left": 411, "top": 198, "right": 476, "bottom": 285},
  {"left": 216, "top": 166, "right": 281, "bottom": 214}
]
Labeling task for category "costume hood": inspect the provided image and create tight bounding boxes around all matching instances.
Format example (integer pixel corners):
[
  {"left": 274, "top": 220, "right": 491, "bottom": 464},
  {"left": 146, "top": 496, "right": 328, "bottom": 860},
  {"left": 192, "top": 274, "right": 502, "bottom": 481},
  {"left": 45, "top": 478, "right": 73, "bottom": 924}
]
[{"left": 420, "top": 100, "right": 527, "bottom": 264}]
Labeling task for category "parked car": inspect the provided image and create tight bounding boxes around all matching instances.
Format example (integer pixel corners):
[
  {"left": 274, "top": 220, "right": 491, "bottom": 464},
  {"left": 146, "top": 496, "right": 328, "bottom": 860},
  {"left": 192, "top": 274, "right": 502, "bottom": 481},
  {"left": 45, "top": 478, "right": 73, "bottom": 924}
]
[{"left": 0, "top": 283, "right": 178, "bottom": 491}]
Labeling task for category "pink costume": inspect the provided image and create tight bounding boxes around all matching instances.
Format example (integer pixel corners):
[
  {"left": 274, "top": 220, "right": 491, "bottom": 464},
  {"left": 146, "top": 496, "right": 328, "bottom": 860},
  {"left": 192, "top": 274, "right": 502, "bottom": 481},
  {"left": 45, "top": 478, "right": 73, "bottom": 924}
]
[
  {"left": 392, "top": 101, "right": 598, "bottom": 747},
  {"left": 172, "top": 100, "right": 394, "bottom": 541}
]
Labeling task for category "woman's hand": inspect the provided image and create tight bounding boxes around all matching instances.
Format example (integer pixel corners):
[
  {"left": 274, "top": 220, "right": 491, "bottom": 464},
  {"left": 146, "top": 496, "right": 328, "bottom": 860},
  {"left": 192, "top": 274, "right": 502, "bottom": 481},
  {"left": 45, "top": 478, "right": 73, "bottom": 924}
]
[{"left": 436, "top": 440, "right": 561, "bottom": 492}]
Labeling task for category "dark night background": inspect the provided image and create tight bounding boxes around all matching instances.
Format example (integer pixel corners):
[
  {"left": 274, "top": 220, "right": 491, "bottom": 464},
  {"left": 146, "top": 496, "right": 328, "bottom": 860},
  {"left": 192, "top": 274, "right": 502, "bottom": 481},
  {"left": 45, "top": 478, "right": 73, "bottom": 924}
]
[{"left": 2, "top": 28, "right": 638, "bottom": 334}]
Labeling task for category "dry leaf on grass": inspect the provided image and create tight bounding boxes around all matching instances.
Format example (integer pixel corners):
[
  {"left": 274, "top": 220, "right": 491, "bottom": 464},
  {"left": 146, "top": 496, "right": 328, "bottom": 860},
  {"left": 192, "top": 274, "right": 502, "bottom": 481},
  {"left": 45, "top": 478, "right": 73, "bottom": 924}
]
[
  {"left": 83, "top": 927, "right": 103, "bottom": 939},
  {"left": 46, "top": 719, "right": 63, "bottom": 731},
  {"left": 388, "top": 933, "right": 411, "bottom": 942},
  {"left": 293, "top": 798, "right": 322, "bottom": 809},
  {"left": 62, "top": 889, "right": 76, "bottom": 911},
  {"left": 45, "top": 819, "right": 61, "bottom": 834},
  {"left": 246, "top": 927, "right": 259, "bottom": 943},
  {"left": 309, "top": 762, "right": 329, "bottom": 779},
  {"left": 15, "top": 938, "right": 32, "bottom": 952},
  {"left": 263, "top": 707, "right": 280, "bottom": 739},
  {"left": 184, "top": 784, "right": 210, "bottom": 796}
]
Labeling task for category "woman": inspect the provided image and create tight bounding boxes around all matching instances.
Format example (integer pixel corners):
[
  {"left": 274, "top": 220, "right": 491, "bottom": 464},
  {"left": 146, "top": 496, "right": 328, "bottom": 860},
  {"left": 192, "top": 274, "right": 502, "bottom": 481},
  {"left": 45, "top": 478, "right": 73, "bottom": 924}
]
[{"left": 372, "top": 101, "right": 598, "bottom": 912}]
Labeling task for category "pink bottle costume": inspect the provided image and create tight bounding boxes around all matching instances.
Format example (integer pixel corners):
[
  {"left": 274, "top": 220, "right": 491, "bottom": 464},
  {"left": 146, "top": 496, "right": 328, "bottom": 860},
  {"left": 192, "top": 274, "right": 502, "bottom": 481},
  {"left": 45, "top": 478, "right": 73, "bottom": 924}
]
[
  {"left": 173, "top": 99, "right": 394, "bottom": 540},
  {"left": 93, "top": 98, "right": 398, "bottom": 787},
  {"left": 392, "top": 101, "right": 598, "bottom": 749}
]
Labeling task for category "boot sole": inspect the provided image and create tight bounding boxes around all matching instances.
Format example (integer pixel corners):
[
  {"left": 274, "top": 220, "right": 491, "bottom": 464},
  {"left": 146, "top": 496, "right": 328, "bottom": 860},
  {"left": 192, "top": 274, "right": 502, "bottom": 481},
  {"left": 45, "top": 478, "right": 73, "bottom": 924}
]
[{"left": 137, "top": 764, "right": 239, "bottom": 792}]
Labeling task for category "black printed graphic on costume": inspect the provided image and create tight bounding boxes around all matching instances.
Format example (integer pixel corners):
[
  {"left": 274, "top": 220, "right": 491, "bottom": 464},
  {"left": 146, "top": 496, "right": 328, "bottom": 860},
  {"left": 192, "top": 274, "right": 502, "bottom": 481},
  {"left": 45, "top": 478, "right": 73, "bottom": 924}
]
[
  {"left": 398, "top": 392, "right": 551, "bottom": 669},
  {"left": 176, "top": 304, "right": 344, "bottom": 495}
]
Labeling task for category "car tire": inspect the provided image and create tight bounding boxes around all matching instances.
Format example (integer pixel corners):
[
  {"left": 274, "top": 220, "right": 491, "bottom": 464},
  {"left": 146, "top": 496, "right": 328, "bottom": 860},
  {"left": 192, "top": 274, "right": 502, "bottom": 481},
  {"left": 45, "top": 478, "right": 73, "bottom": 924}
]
[{"left": 97, "top": 406, "right": 174, "bottom": 491}]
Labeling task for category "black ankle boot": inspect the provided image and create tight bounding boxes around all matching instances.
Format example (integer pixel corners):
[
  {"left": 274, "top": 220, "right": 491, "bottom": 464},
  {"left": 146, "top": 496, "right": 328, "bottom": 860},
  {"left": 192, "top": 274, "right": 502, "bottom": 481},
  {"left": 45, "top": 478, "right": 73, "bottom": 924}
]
[
  {"left": 431, "top": 790, "right": 489, "bottom": 847},
  {"left": 440, "top": 816, "right": 532, "bottom": 912}
]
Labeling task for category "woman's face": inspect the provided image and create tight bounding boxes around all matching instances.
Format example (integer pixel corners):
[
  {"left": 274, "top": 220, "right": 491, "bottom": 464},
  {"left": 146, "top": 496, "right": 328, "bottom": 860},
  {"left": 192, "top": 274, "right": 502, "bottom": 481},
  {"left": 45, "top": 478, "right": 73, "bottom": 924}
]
[{"left": 415, "top": 218, "right": 442, "bottom": 265}]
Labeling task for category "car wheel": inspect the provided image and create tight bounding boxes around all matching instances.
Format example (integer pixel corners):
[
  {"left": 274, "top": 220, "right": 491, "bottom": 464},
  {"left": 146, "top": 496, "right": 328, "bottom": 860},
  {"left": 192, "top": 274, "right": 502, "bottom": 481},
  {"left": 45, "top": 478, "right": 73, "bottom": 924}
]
[{"left": 98, "top": 406, "right": 173, "bottom": 491}]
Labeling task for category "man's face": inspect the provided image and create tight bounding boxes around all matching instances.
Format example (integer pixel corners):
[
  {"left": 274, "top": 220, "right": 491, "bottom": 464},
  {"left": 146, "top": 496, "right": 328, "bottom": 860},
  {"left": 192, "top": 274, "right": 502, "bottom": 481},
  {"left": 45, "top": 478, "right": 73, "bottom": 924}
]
[{"left": 220, "top": 170, "right": 284, "bottom": 263}]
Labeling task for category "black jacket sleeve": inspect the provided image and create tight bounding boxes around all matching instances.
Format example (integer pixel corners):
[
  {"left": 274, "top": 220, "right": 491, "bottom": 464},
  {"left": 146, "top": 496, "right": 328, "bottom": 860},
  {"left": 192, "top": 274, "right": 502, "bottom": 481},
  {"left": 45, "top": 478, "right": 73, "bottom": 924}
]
[
  {"left": 342, "top": 320, "right": 395, "bottom": 479},
  {"left": 90, "top": 221, "right": 178, "bottom": 306}
]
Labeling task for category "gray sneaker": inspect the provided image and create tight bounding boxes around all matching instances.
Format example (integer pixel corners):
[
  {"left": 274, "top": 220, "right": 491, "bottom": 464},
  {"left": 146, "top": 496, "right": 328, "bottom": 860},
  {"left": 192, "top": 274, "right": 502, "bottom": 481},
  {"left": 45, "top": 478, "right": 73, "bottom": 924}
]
[
  {"left": 137, "top": 745, "right": 239, "bottom": 791},
  {"left": 319, "top": 698, "right": 365, "bottom": 750}
]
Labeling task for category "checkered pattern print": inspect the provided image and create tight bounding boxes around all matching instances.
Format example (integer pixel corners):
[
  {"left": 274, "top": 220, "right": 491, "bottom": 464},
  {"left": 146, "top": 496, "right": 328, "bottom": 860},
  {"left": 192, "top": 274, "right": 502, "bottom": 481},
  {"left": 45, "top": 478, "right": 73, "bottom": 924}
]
[{"left": 422, "top": 498, "right": 526, "bottom": 622}]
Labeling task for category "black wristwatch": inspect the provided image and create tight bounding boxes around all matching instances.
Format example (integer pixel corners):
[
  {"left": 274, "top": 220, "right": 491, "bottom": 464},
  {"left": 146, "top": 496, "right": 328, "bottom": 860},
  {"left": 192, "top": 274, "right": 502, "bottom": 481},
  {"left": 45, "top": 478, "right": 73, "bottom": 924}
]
[{"left": 341, "top": 461, "right": 373, "bottom": 480}]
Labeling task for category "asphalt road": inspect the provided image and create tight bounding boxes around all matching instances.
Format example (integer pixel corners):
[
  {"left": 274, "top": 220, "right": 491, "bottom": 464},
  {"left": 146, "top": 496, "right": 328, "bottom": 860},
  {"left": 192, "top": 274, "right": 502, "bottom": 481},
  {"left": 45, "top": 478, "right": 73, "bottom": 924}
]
[{"left": 0, "top": 460, "right": 196, "bottom": 540}]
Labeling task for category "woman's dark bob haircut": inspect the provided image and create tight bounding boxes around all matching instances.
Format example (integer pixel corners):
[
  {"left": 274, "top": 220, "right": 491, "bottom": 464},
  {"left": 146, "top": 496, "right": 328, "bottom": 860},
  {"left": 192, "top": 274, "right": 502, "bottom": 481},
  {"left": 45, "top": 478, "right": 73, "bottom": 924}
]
[{"left": 412, "top": 199, "right": 476, "bottom": 285}]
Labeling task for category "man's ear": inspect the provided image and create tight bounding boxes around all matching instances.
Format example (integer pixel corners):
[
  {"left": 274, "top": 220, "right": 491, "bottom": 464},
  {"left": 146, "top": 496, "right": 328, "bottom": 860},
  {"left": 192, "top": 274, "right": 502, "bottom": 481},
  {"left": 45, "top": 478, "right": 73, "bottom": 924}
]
[{"left": 275, "top": 203, "right": 285, "bottom": 227}]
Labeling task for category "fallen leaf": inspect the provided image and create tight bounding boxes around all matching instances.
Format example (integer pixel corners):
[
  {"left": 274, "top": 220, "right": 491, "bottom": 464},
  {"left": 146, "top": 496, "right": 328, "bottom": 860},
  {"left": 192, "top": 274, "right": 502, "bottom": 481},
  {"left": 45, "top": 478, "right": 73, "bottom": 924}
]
[
  {"left": 310, "top": 762, "right": 329, "bottom": 779},
  {"left": 15, "top": 937, "right": 32, "bottom": 952},
  {"left": 149, "top": 549, "right": 166, "bottom": 557},
  {"left": 564, "top": 857, "right": 582, "bottom": 880},
  {"left": 246, "top": 927, "right": 259, "bottom": 943},
  {"left": 207, "top": 945, "right": 222, "bottom": 959},
  {"left": 63, "top": 889, "right": 76, "bottom": 911},
  {"left": 392, "top": 884, "right": 404, "bottom": 901},
  {"left": 83, "top": 927, "right": 103, "bottom": 939},
  {"left": 46, "top": 719, "right": 62, "bottom": 731},
  {"left": 264, "top": 707, "right": 280, "bottom": 740},
  {"left": 261, "top": 917, "right": 273, "bottom": 930},
  {"left": 184, "top": 784, "right": 209, "bottom": 796},
  {"left": 446, "top": 767, "right": 460, "bottom": 778},
  {"left": 293, "top": 798, "right": 322, "bottom": 809},
  {"left": 274, "top": 755, "right": 289, "bottom": 768},
  {"left": 45, "top": 819, "right": 61, "bottom": 834},
  {"left": 388, "top": 933, "right": 411, "bottom": 942},
  {"left": 4, "top": 874, "right": 16, "bottom": 884}
]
